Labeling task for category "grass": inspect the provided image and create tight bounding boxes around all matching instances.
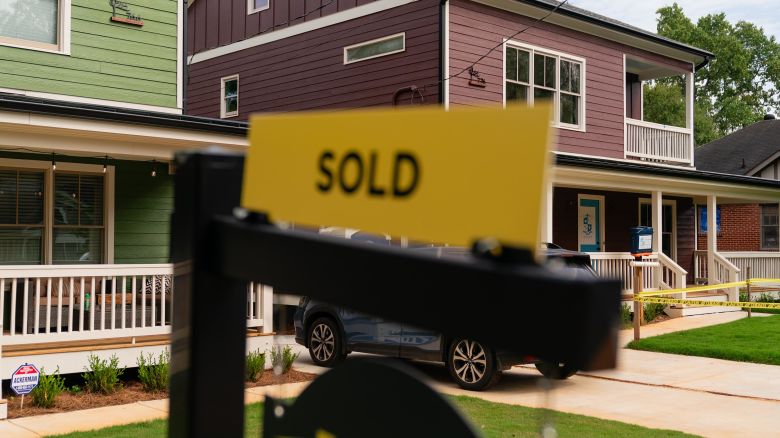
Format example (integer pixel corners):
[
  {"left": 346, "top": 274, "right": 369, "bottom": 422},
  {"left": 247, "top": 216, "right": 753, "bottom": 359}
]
[
  {"left": 48, "top": 396, "right": 698, "bottom": 438},
  {"left": 628, "top": 314, "right": 780, "bottom": 365}
]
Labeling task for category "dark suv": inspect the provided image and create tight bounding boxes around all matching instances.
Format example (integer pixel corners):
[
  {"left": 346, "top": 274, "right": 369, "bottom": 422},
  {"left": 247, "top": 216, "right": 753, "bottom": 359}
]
[{"left": 293, "top": 243, "right": 597, "bottom": 390}]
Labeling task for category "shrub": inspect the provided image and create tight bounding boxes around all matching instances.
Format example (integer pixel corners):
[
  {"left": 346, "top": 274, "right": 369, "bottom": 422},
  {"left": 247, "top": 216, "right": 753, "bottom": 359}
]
[
  {"left": 68, "top": 385, "right": 82, "bottom": 395},
  {"left": 271, "top": 345, "right": 299, "bottom": 374},
  {"left": 643, "top": 302, "right": 666, "bottom": 323},
  {"left": 756, "top": 293, "right": 779, "bottom": 303},
  {"left": 246, "top": 349, "right": 266, "bottom": 382},
  {"left": 83, "top": 354, "right": 124, "bottom": 394},
  {"left": 137, "top": 350, "right": 169, "bottom": 392},
  {"left": 31, "top": 367, "right": 66, "bottom": 408},
  {"left": 620, "top": 303, "right": 633, "bottom": 329}
]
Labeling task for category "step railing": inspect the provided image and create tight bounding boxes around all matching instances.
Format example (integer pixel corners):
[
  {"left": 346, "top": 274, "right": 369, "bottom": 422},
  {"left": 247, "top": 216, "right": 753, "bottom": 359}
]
[
  {"left": 0, "top": 264, "right": 270, "bottom": 346},
  {"left": 657, "top": 252, "right": 687, "bottom": 299}
]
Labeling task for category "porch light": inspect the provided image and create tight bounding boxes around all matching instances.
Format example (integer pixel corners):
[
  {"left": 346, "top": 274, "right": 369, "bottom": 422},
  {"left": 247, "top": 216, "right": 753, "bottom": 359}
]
[
  {"left": 103, "top": 155, "right": 108, "bottom": 173},
  {"left": 151, "top": 159, "right": 157, "bottom": 177},
  {"left": 51, "top": 152, "right": 56, "bottom": 171}
]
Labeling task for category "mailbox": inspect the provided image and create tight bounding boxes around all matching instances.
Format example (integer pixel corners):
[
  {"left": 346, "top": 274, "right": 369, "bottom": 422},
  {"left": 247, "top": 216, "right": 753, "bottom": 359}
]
[{"left": 630, "top": 226, "right": 653, "bottom": 256}]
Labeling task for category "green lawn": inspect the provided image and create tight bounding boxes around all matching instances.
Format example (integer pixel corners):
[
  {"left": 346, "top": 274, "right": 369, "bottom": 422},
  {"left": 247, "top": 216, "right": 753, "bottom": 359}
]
[
  {"left": 628, "top": 314, "right": 780, "bottom": 365},
  {"left": 49, "top": 396, "right": 697, "bottom": 438}
]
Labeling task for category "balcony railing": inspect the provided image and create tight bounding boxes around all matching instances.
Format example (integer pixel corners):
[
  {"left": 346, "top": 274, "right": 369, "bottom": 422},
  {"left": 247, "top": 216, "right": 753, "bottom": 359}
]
[{"left": 625, "top": 119, "right": 693, "bottom": 166}]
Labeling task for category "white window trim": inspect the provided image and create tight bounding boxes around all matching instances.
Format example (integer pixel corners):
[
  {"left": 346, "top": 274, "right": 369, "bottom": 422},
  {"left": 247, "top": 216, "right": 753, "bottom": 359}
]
[
  {"left": 502, "top": 39, "right": 586, "bottom": 132},
  {"left": 247, "top": 0, "right": 270, "bottom": 14},
  {"left": 343, "top": 32, "right": 406, "bottom": 65},
  {"left": 0, "top": 0, "right": 71, "bottom": 55},
  {"left": 220, "top": 75, "right": 239, "bottom": 119},
  {"left": 0, "top": 158, "right": 113, "bottom": 265},
  {"left": 638, "top": 198, "right": 677, "bottom": 260},
  {"left": 760, "top": 204, "right": 779, "bottom": 251}
]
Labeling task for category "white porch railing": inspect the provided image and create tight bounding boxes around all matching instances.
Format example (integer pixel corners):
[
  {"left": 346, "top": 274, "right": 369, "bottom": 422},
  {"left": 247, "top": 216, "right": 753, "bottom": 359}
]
[
  {"left": 0, "top": 264, "right": 270, "bottom": 346},
  {"left": 625, "top": 119, "right": 693, "bottom": 166},
  {"left": 694, "top": 250, "right": 741, "bottom": 301},
  {"left": 722, "top": 252, "right": 780, "bottom": 280},
  {"left": 589, "top": 252, "right": 686, "bottom": 297}
]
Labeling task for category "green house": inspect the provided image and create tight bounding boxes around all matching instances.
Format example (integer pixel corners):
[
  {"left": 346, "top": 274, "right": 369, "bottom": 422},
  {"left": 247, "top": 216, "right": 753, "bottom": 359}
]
[{"left": 0, "top": 1, "right": 270, "bottom": 419}]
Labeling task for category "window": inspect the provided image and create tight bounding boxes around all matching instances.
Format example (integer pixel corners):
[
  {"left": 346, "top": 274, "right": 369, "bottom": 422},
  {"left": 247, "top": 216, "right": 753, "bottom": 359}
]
[
  {"left": 505, "top": 43, "right": 585, "bottom": 130},
  {"left": 761, "top": 205, "right": 778, "bottom": 250},
  {"left": 0, "top": 170, "right": 45, "bottom": 264},
  {"left": 221, "top": 75, "right": 239, "bottom": 118},
  {"left": 247, "top": 0, "right": 269, "bottom": 14},
  {"left": 344, "top": 33, "right": 405, "bottom": 64},
  {"left": 0, "top": 0, "right": 69, "bottom": 53},
  {"left": 53, "top": 173, "right": 104, "bottom": 264}
]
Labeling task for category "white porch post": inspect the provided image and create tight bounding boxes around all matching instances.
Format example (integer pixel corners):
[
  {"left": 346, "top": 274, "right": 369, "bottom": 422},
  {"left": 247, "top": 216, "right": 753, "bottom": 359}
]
[
  {"left": 0, "top": 298, "right": 4, "bottom": 420},
  {"left": 707, "top": 195, "right": 717, "bottom": 286},
  {"left": 540, "top": 183, "right": 553, "bottom": 245},
  {"left": 685, "top": 71, "right": 695, "bottom": 166},
  {"left": 262, "top": 284, "right": 274, "bottom": 334},
  {"left": 652, "top": 191, "right": 663, "bottom": 289}
]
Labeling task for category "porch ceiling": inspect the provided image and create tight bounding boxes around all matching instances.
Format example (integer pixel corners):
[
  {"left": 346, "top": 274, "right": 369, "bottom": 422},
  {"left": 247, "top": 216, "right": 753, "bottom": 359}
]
[
  {"left": 553, "top": 158, "right": 780, "bottom": 203},
  {"left": 626, "top": 56, "right": 687, "bottom": 81}
]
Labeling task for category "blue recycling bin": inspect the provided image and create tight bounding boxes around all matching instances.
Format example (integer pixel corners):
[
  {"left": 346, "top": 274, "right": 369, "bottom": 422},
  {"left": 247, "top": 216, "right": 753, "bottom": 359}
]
[{"left": 630, "top": 226, "right": 653, "bottom": 255}]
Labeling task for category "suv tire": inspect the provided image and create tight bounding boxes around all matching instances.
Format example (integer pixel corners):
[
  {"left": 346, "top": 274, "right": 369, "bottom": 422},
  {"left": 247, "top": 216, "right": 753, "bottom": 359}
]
[
  {"left": 307, "top": 317, "right": 346, "bottom": 367},
  {"left": 446, "top": 339, "right": 500, "bottom": 391}
]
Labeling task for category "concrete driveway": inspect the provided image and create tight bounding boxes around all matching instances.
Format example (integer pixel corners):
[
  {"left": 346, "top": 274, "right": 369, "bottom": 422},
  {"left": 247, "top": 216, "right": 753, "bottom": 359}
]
[{"left": 290, "top": 311, "right": 780, "bottom": 437}]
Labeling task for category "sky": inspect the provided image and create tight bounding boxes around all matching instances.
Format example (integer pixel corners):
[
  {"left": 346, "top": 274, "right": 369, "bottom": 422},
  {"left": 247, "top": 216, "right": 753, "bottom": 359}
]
[{"left": 568, "top": 0, "right": 780, "bottom": 40}]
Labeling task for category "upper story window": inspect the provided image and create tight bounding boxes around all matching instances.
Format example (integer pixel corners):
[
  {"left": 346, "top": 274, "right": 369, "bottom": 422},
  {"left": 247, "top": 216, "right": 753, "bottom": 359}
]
[
  {"left": 0, "top": 0, "right": 70, "bottom": 54},
  {"left": 221, "top": 75, "right": 239, "bottom": 119},
  {"left": 344, "top": 33, "right": 405, "bottom": 64},
  {"left": 505, "top": 42, "right": 585, "bottom": 131},
  {"left": 247, "top": 0, "right": 269, "bottom": 14},
  {"left": 761, "top": 204, "right": 778, "bottom": 250}
]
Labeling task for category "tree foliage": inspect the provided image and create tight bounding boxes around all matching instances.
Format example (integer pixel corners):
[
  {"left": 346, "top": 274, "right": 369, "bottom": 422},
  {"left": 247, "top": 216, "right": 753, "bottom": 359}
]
[{"left": 645, "top": 3, "right": 780, "bottom": 144}]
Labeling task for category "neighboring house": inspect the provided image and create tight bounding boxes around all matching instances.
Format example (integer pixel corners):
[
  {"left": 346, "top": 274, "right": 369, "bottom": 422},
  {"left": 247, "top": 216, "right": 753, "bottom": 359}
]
[
  {"left": 0, "top": 0, "right": 272, "bottom": 419},
  {"left": 185, "top": 0, "right": 780, "bottom": 312},
  {"left": 695, "top": 115, "right": 780, "bottom": 278}
]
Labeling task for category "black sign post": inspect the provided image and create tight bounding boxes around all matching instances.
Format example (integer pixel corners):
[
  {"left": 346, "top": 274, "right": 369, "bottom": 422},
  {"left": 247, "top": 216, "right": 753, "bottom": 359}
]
[{"left": 169, "top": 150, "right": 621, "bottom": 438}]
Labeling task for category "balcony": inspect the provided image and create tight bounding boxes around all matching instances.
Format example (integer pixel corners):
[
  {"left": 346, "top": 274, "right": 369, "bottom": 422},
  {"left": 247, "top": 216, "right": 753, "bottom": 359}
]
[{"left": 625, "top": 119, "right": 693, "bottom": 166}]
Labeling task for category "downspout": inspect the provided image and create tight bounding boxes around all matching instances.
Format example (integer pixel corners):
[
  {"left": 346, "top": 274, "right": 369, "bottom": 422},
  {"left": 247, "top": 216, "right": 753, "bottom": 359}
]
[{"left": 438, "top": 0, "right": 448, "bottom": 105}]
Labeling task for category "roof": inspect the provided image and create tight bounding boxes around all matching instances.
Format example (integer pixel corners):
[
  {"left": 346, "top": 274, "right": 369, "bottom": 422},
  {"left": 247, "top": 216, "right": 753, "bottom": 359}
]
[
  {"left": 556, "top": 154, "right": 780, "bottom": 190},
  {"left": 695, "top": 119, "right": 780, "bottom": 176},
  {"left": 0, "top": 93, "right": 249, "bottom": 136},
  {"left": 517, "top": 0, "right": 714, "bottom": 64}
]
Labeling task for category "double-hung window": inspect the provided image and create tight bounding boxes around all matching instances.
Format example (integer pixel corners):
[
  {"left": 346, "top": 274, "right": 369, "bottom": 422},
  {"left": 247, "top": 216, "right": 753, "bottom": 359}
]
[
  {"left": 0, "top": 0, "right": 70, "bottom": 54},
  {"left": 221, "top": 75, "right": 239, "bottom": 118},
  {"left": 0, "top": 170, "right": 45, "bottom": 264},
  {"left": 761, "top": 204, "right": 779, "bottom": 250},
  {"left": 505, "top": 42, "right": 585, "bottom": 130}
]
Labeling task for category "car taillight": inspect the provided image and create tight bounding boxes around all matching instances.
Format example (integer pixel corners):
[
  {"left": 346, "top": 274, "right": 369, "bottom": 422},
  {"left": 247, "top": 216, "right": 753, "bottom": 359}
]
[{"left": 298, "top": 296, "right": 309, "bottom": 306}]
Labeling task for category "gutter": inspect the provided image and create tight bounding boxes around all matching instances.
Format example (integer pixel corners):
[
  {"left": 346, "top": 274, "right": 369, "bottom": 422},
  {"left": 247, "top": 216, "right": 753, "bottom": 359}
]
[{"left": 438, "top": 0, "right": 448, "bottom": 105}]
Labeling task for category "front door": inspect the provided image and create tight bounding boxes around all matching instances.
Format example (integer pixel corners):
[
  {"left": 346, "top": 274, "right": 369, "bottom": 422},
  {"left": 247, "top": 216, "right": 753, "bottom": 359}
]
[{"left": 578, "top": 195, "right": 604, "bottom": 252}]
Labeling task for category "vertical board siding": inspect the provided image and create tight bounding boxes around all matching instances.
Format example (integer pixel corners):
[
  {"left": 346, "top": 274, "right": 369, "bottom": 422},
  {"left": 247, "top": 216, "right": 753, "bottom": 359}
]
[
  {"left": 187, "top": 0, "right": 440, "bottom": 118},
  {"left": 448, "top": 0, "right": 692, "bottom": 160},
  {"left": 0, "top": 0, "right": 179, "bottom": 108},
  {"left": 114, "top": 161, "right": 173, "bottom": 264},
  {"left": 188, "top": 0, "right": 379, "bottom": 54}
]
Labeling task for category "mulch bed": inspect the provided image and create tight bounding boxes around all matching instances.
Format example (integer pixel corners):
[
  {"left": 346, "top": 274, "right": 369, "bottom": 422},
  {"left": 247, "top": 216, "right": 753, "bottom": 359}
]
[{"left": 6, "top": 369, "right": 317, "bottom": 419}]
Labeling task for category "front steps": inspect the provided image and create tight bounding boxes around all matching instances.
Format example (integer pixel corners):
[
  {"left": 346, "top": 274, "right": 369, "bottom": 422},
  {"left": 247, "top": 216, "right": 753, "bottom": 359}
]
[{"left": 664, "top": 290, "right": 742, "bottom": 318}]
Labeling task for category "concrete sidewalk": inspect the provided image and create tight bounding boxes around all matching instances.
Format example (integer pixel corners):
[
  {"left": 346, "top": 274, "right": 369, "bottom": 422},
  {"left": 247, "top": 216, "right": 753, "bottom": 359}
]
[{"left": 1, "top": 311, "right": 775, "bottom": 437}]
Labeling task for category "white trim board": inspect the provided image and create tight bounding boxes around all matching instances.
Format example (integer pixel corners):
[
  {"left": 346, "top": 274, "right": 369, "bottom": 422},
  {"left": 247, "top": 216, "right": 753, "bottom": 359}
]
[
  {"left": 177, "top": 0, "right": 184, "bottom": 110},
  {"left": 443, "top": 0, "right": 450, "bottom": 109},
  {"left": 189, "top": 0, "right": 418, "bottom": 64},
  {"left": 0, "top": 87, "right": 183, "bottom": 115}
]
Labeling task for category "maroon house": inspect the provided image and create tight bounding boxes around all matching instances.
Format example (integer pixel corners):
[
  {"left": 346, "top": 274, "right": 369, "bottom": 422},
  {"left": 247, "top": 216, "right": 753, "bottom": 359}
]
[{"left": 185, "top": 0, "right": 780, "bottom": 314}]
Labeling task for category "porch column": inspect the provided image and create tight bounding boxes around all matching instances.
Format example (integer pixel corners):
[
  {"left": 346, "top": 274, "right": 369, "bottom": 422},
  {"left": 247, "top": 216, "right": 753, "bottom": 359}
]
[
  {"left": 685, "top": 71, "right": 695, "bottom": 165},
  {"left": 540, "top": 182, "right": 553, "bottom": 245},
  {"left": 262, "top": 284, "right": 274, "bottom": 334},
  {"left": 707, "top": 195, "right": 717, "bottom": 286},
  {"left": 652, "top": 191, "right": 663, "bottom": 289}
]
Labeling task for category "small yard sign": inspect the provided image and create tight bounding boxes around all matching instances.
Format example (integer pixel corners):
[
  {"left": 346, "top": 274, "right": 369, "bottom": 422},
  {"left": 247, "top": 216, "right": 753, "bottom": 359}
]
[
  {"left": 11, "top": 363, "right": 40, "bottom": 395},
  {"left": 242, "top": 104, "right": 553, "bottom": 251}
]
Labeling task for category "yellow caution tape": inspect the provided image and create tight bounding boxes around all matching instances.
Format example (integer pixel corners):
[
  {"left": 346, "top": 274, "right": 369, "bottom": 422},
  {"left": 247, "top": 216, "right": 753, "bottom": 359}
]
[
  {"left": 632, "top": 278, "right": 780, "bottom": 299},
  {"left": 635, "top": 296, "right": 780, "bottom": 309}
]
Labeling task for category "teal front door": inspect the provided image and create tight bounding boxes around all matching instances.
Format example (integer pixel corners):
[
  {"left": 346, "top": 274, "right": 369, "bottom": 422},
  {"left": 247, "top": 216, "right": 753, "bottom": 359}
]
[{"left": 578, "top": 197, "right": 602, "bottom": 252}]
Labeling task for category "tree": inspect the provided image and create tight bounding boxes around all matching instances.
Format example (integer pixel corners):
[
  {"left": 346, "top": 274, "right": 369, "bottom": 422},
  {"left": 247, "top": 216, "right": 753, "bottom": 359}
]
[
  {"left": 646, "top": 3, "right": 780, "bottom": 143},
  {"left": 643, "top": 81, "right": 720, "bottom": 145}
]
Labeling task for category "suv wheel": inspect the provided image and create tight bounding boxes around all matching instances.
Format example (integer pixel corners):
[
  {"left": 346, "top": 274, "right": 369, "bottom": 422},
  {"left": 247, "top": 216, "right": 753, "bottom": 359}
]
[
  {"left": 535, "top": 361, "right": 577, "bottom": 380},
  {"left": 308, "top": 317, "right": 346, "bottom": 367},
  {"left": 446, "top": 339, "right": 500, "bottom": 391}
]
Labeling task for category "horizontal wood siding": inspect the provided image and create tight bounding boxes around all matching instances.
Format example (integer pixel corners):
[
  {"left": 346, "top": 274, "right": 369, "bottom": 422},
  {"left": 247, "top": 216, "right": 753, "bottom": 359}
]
[
  {"left": 448, "top": 0, "right": 692, "bottom": 159},
  {"left": 114, "top": 161, "right": 173, "bottom": 264},
  {"left": 188, "top": 0, "right": 379, "bottom": 53},
  {"left": 187, "top": 0, "right": 440, "bottom": 118},
  {"left": 0, "top": 0, "right": 179, "bottom": 108}
]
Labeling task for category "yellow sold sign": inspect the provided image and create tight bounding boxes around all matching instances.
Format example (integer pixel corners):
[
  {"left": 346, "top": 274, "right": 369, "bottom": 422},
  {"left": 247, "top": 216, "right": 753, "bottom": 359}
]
[{"left": 242, "top": 104, "right": 553, "bottom": 251}]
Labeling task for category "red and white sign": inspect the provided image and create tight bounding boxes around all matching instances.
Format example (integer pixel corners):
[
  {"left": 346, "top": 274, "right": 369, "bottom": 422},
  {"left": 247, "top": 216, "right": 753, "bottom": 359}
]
[{"left": 11, "top": 363, "right": 40, "bottom": 395}]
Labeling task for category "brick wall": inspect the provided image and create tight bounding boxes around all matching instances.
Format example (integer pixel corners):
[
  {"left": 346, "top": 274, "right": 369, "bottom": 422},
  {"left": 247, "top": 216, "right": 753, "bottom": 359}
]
[{"left": 697, "top": 204, "right": 762, "bottom": 251}]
